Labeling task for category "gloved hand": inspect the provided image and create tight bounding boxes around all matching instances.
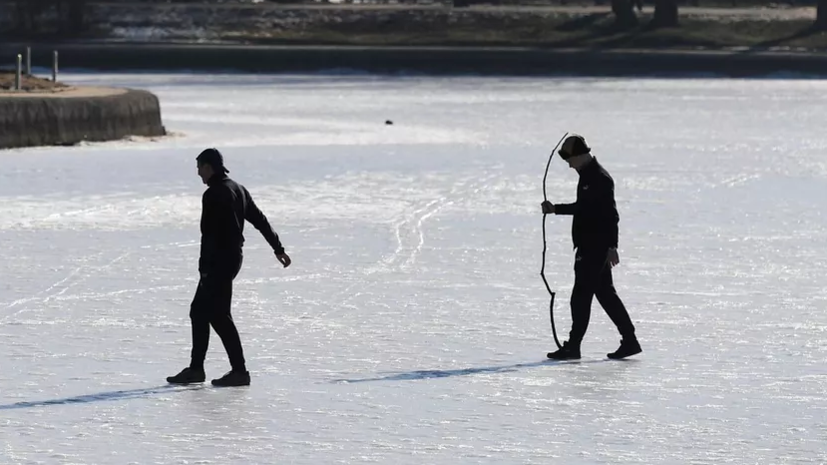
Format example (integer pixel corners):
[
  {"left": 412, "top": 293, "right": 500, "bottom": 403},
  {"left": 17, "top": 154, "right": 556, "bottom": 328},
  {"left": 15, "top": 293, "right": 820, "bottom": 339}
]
[
  {"left": 276, "top": 251, "right": 292, "bottom": 268},
  {"left": 541, "top": 201, "right": 555, "bottom": 214}
]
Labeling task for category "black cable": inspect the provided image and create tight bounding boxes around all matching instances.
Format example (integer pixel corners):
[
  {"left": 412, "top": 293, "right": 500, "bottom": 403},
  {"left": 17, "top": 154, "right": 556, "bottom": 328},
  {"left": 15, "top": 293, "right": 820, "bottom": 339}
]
[{"left": 541, "top": 132, "right": 568, "bottom": 351}]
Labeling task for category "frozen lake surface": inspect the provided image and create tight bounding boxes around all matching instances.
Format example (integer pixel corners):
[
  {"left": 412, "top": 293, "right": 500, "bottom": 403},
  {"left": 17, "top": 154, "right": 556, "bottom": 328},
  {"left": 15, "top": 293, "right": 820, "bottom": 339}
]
[{"left": 2, "top": 72, "right": 827, "bottom": 464}]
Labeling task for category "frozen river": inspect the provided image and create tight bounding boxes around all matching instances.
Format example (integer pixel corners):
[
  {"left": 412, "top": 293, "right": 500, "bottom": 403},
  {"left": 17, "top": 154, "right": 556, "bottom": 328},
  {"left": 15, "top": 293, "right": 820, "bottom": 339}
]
[{"left": 1, "top": 72, "right": 826, "bottom": 464}]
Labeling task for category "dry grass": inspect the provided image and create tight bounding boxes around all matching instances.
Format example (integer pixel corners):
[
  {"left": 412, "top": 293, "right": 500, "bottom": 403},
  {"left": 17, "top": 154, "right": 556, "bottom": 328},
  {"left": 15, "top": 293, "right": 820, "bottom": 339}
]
[
  {"left": 0, "top": 71, "right": 68, "bottom": 93},
  {"left": 223, "top": 13, "right": 827, "bottom": 50}
]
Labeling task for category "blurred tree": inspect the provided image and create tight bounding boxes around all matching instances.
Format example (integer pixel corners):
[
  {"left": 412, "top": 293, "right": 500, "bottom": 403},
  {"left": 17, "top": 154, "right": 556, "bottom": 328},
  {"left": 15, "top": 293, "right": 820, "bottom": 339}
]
[
  {"left": 611, "top": 0, "right": 639, "bottom": 27},
  {"left": 817, "top": 0, "right": 827, "bottom": 29},
  {"left": 14, "top": 0, "right": 45, "bottom": 32},
  {"left": 12, "top": 0, "right": 88, "bottom": 35},
  {"left": 651, "top": 0, "right": 678, "bottom": 27},
  {"left": 65, "top": 0, "right": 88, "bottom": 33}
]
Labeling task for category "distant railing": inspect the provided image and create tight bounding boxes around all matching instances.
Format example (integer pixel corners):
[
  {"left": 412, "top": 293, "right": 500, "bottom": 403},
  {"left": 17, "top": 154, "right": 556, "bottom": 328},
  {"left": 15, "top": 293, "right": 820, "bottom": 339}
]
[{"left": 4, "top": 46, "right": 58, "bottom": 91}]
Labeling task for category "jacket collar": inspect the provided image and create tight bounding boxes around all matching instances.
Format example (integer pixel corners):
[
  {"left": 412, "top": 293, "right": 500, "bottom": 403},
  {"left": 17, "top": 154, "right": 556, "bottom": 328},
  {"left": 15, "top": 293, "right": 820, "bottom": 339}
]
[{"left": 207, "top": 173, "right": 228, "bottom": 186}]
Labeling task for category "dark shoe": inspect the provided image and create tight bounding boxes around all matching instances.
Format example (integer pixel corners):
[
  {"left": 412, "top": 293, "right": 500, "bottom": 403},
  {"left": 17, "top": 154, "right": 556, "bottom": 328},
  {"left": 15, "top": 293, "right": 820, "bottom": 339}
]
[
  {"left": 607, "top": 338, "right": 642, "bottom": 359},
  {"left": 166, "top": 367, "right": 206, "bottom": 384},
  {"left": 547, "top": 341, "right": 581, "bottom": 360},
  {"left": 211, "top": 370, "right": 250, "bottom": 387}
]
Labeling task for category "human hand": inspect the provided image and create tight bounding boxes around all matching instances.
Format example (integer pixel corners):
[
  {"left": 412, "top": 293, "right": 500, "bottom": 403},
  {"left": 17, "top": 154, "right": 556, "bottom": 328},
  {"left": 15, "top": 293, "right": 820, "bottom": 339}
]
[
  {"left": 276, "top": 252, "right": 292, "bottom": 268},
  {"left": 541, "top": 201, "right": 555, "bottom": 214},
  {"left": 607, "top": 248, "right": 620, "bottom": 267}
]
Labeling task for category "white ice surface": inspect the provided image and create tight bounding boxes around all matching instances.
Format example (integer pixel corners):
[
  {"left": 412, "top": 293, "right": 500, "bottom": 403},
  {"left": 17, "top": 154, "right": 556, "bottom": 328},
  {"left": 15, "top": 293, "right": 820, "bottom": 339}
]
[{"left": 2, "top": 72, "right": 827, "bottom": 464}]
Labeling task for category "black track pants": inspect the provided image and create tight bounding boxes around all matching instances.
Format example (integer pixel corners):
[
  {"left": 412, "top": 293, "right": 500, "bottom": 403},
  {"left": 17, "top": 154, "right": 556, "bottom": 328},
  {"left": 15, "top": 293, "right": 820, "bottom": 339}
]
[
  {"left": 189, "top": 257, "right": 245, "bottom": 372},
  {"left": 568, "top": 248, "right": 635, "bottom": 346}
]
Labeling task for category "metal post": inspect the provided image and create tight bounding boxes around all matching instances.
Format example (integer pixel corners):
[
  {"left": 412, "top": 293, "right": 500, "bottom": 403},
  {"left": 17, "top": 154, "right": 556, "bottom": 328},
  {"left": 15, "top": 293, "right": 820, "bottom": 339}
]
[
  {"left": 52, "top": 51, "right": 59, "bottom": 83},
  {"left": 26, "top": 46, "right": 31, "bottom": 75},
  {"left": 15, "top": 54, "right": 22, "bottom": 91}
]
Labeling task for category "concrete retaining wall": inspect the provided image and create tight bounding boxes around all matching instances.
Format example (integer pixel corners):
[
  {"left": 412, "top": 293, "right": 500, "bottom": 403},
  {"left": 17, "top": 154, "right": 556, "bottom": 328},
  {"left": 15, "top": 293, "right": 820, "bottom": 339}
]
[{"left": 0, "top": 88, "right": 166, "bottom": 149}]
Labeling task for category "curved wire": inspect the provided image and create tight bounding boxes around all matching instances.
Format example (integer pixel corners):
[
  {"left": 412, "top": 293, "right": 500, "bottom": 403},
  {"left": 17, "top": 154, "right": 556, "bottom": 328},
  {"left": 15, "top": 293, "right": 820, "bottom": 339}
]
[{"left": 541, "top": 132, "right": 568, "bottom": 351}]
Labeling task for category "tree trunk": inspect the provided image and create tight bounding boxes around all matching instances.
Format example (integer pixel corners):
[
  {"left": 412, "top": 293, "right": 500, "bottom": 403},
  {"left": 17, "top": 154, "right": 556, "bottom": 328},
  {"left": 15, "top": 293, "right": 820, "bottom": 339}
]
[
  {"left": 56, "top": 0, "right": 67, "bottom": 33},
  {"left": 611, "top": 0, "right": 639, "bottom": 28},
  {"left": 817, "top": 0, "right": 827, "bottom": 30},
  {"left": 67, "top": 0, "right": 87, "bottom": 33},
  {"left": 14, "top": 0, "right": 55, "bottom": 34},
  {"left": 14, "top": 0, "right": 34, "bottom": 32},
  {"left": 651, "top": 0, "right": 679, "bottom": 28},
  {"left": 13, "top": 1, "right": 25, "bottom": 32}
]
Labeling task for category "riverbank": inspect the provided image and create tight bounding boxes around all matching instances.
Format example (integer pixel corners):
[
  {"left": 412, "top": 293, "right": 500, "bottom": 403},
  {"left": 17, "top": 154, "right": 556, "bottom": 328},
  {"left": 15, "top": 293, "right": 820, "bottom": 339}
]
[
  {"left": 1, "top": 3, "right": 825, "bottom": 51},
  {"left": 3, "top": 3, "right": 827, "bottom": 76},
  {"left": 3, "top": 42, "right": 827, "bottom": 77}
]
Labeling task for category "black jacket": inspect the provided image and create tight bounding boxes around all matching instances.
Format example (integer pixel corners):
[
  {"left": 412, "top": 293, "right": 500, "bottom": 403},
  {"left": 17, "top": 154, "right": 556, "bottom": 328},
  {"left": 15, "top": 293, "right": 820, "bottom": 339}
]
[
  {"left": 199, "top": 174, "right": 285, "bottom": 273},
  {"left": 554, "top": 157, "right": 619, "bottom": 250}
]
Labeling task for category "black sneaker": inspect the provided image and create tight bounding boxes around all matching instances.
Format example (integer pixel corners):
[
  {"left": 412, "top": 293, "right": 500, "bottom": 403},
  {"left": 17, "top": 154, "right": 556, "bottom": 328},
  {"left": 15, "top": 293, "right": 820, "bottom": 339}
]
[
  {"left": 547, "top": 341, "right": 581, "bottom": 360},
  {"left": 166, "top": 367, "right": 206, "bottom": 384},
  {"left": 211, "top": 370, "right": 251, "bottom": 387},
  {"left": 607, "top": 338, "right": 642, "bottom": 359}
]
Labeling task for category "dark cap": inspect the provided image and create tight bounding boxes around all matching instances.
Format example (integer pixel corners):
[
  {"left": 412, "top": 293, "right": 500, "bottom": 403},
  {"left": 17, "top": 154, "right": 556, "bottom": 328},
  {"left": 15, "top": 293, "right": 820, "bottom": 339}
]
[
  {"left": 558, "top": 134, "right": 591, "bottom": 159},
  {"left": 196, "top": 148, "right": 229, "bottom": 173}
]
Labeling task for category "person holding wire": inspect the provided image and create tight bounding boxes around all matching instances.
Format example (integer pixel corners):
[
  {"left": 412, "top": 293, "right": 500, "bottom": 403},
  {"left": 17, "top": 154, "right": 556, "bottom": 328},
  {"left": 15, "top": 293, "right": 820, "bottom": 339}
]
[{"left": 541, "top": 134, "right": 641, "bottom": 361}]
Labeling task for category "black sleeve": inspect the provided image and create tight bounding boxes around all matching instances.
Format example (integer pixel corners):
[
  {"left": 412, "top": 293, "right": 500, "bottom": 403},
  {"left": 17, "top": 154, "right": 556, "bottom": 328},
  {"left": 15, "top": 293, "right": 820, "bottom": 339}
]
[
  {"left": 554, "top": 202, "right": 578, "bottom": 215},
  {"left": 243, "top": 188, "right": 285, "bottom": 254},
  {"left": 597, "top": 177, "right": 619, "bottom": 248}
]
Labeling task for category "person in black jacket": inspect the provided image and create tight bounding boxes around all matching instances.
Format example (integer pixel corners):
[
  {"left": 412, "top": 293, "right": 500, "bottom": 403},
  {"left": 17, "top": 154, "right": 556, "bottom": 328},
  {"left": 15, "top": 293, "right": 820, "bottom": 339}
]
[
  {"left": 167, "top": 148, "right": 292, "bottom": 387},
  {"left": 541, "top": 134, "right": 641, "bottom": 360}
]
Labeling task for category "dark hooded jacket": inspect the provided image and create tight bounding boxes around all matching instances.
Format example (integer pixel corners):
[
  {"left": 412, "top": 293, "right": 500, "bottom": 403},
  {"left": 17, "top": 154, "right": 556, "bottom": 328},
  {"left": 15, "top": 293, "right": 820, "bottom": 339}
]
[
  {"left": 554, "top": 157, "right": 619, "bottom": 250},
  {"left": 199, "top": 173, "right": 284, "bottom": 274}
]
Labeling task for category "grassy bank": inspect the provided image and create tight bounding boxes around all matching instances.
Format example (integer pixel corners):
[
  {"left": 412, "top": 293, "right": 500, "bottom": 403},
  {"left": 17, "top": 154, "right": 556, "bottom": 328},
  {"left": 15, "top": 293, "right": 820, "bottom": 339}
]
[
  {"left": 2, "top": 4, "right": 825, "bottom": 52},
  {"left": 229, "top": 12, "right": 827, "bottom": 51},
  {"left": 0, "top": 72, "right": 66, "bottom": 93}
]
